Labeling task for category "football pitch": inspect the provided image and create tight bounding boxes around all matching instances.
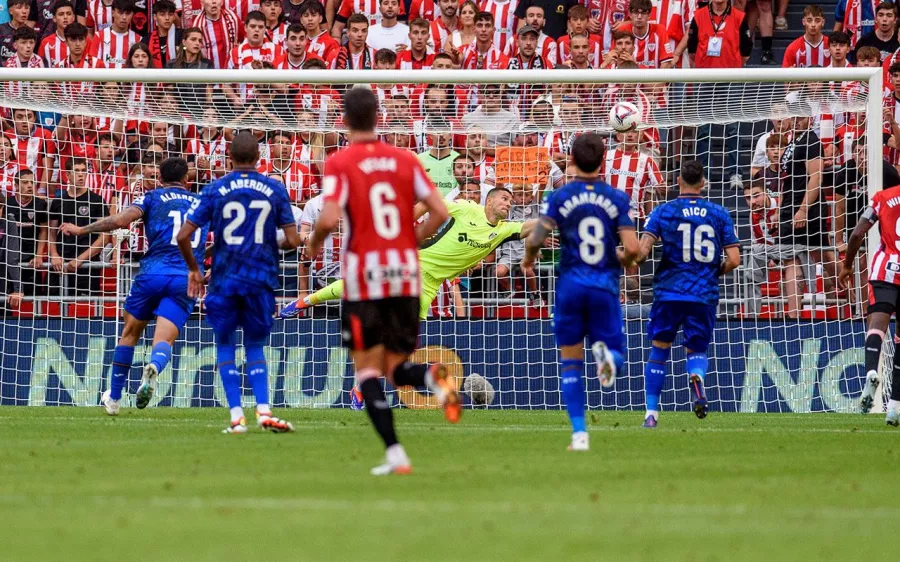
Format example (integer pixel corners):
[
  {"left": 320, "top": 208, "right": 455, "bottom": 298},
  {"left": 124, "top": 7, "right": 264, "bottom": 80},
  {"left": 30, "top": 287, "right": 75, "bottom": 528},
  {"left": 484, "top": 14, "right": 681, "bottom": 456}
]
[{"left": 0, "top": 408, "right": 896, "bottom": 561}]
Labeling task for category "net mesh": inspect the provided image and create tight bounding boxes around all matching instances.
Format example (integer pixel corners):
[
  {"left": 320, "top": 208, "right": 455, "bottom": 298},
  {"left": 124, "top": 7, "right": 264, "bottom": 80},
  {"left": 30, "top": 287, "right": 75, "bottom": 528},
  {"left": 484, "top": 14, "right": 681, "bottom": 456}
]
[{"left": 0, "top": 70, "right": 885, "bottom": 412}]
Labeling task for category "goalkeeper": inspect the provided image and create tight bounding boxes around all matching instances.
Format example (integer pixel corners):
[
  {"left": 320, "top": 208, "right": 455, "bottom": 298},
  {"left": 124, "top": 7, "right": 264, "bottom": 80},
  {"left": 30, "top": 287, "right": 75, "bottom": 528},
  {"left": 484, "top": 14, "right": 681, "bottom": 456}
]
[{"left": 280, "top": 186, "right": 538, "bottom": 319}]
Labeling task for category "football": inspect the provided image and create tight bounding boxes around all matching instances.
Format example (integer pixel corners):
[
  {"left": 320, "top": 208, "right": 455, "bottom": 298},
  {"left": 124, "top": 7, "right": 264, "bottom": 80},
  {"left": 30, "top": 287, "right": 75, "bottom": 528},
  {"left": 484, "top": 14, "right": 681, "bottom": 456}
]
[
  {"left": 463, "top": 373, "right": 495, "bottom": 406},
  {"left": 609, "top": 101, "right": 641, "bottom": 132}
]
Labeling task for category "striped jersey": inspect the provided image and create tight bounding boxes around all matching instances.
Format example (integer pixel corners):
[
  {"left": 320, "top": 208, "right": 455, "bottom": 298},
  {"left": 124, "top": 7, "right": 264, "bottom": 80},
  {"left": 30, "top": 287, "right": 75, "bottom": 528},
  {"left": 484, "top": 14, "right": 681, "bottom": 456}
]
[
  {"left": 191, "top": 8, "right": 242, "bottom": 69},
  {"left": 602, "top": 147, "right": 663, "bottom": 216},
  {"left": 866, "top": 185, "right": 900, "bottom": 285},
  {"left": 479, "top": 0, "right": 518, "bottom": 53},
  {"left": 782, "top": 35, "right": 830, "bottom": 68},
  {"left": 38, "top": 32, "right": 67, "bottom": 66},
  {"left": 90, "top": 27, "right": 141, "bottom": 68}
]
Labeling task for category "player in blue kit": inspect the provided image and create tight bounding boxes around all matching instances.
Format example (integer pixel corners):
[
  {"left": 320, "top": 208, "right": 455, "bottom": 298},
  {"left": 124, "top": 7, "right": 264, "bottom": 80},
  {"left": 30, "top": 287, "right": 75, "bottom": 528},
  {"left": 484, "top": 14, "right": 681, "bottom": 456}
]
[
  {"left": 177, "top": 132, "right": 301, "bottom": 434},
  {"left": 522, "top": 133, "right": 640, "bottom": 452},
  {"left": 59, "top": 157, "right": 210, "bottom": 415},
  {"left": 637, "top": 161, "right": 741, "bottom": 428}
]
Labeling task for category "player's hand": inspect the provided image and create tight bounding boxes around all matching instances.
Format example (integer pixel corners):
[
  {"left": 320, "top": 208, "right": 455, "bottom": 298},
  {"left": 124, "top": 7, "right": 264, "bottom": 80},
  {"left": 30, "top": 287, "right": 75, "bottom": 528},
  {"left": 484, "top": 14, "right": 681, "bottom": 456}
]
[
  {"left": 187, "top": 269, "right": 204, "bottom": 298},
  {"left": 587, "top": 18, "right": 603, "bottom": 34},
  {"left": 49, "top": 255, "right": 64, "bottom": 272},
  {"left": 306, "top": 240, "right": 323, "bottom": 262},
  {"left": 59, "top": 222, "right": 84, "bottom": 237},
  {"left": 838, "top": 263, "right": 854, "bottom": 290},
  {"left": 7, "top": 292, "right": 23, "bottom": 307},
  {"left": 792, "top": 208, "right": 807, "bottom": 229},
  {"left": 64, "top": 259, "right": 81, "bottom": 273},
  {"left": 519, "top": 257, "right": 536, "bottom": 278},
  {"left": 885, "top": 106, "right": 895, "bottom": 124}
]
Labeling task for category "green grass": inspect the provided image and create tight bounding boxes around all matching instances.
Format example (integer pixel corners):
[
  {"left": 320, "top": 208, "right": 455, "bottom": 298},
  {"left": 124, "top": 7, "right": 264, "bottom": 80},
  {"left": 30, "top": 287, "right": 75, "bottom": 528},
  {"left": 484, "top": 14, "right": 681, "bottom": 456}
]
[{"left": 0, "top": 407, "right": 897, "bottom": 561}]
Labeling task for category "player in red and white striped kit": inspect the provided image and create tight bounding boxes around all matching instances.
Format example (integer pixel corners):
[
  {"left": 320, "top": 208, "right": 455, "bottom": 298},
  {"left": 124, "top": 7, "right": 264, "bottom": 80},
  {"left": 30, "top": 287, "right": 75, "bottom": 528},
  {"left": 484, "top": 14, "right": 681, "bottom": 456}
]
[
  {"left": 89, "top": 0, "right": 141, "bottom": 68},
  {"left": 602, "top": 129, "right": 662, "bottom": 218},
  {"left": 782, "top": 5, "right": 830, "bottom": 67},
  {"left": 306, "top": 87, "right": 457, "bottom": 475},
  {"left": 479, "top": 0, "right": 517, "bottom": 53},
  {"left": 840, "top": 181, "right": 900, "bottom": 421},
  {"left": 190, "top": 0, "right": 242, "bottom": 68}
]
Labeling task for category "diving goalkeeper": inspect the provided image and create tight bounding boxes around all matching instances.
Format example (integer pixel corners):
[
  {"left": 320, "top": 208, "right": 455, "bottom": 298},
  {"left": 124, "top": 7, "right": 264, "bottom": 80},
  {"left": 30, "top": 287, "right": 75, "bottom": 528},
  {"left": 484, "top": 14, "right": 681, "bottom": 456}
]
[{"left": 280, "top": 186, "right": 538, "bottom": 319}]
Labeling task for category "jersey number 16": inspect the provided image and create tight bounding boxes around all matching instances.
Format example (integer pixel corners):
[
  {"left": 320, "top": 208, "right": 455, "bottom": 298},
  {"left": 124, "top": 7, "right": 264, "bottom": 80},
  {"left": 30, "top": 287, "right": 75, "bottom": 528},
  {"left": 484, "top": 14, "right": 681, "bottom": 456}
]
[{"left": 677, "top": 223, "right": 715, "bottom": 263}]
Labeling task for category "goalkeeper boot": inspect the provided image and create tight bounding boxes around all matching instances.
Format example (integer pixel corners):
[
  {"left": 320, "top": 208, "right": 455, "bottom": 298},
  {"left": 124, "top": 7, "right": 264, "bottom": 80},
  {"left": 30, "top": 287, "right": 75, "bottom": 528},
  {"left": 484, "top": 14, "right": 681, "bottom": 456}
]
[
  {"left": 100, "top": 389, "right": 120, "bottom": 416},
  {"left": 135, "top": 363, "right": 158, "bottom": 410},
  {"left": 279, "top": 297, "right": 310, "bottom": 319},
  {"left": 887, "top": 409, "right": 900, "bottom": 427},
  {"left": 689, "top": 374, "right": 708, "bottom": 419},
  {"left": 223, "top": 417, "right": 248, "bottom": 434},
  {"left": 349, "top": 385, "right": 365, "bottom": 410},
  {"left": 257, "top": 411, "right": 295, "bottom": 433},
  {"left": 591, "top": 341, "right": 617, "bottom": 388},
  {"left": 568, "top": 431, "right": 589, "bottom": 451},
  {"left": 642, "top": 414, "right": 658, "bottom": 429},
  {"left": 370, "top": 444, "right": 412, "bottom": 476},
  {"left": 430, "top": 363, "right": 462, "bottom": 424},
  {"left": 859, "top": 371, "right": 880, "bottom": 414}
]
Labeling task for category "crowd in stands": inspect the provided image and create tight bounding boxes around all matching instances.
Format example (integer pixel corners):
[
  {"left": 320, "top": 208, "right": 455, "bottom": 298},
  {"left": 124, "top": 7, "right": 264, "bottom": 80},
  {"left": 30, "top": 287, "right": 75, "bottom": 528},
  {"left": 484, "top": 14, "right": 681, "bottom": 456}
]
[{"left": 0, "top": 0, "right": 897, "bottom": 319}]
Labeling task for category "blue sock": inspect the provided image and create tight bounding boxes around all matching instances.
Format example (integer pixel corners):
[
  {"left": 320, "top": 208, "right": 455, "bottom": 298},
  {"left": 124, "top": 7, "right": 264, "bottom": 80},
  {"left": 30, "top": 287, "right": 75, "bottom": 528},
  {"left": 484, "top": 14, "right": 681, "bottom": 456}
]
[
  {"left": 645, "top": 345, "right": 671, "bottom": 414},
  {"left": 686, "top": 352, "right": 708, "bottom": 382},
  {"left": 216, "top": 341, "right": 242, "bottom": 409},
  {"left": 560, "top": 359, "right": 586, "bottom": 433},
  {"left": 110, "top": 345, "right": 135, "bottom": 401},
  {"left": 149, "top": 342, "right": 172, "bottom": 374},
  {"left": 246, "top": 341, "right": 269, "bottom": 407}
]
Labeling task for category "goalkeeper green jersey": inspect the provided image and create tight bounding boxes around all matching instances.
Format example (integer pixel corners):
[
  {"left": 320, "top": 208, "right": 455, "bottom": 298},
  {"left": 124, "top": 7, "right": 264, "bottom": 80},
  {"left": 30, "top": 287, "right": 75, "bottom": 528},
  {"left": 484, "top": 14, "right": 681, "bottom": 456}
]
[
  {"left": 419, "top": 200, "right": 524, "bottom": 281},
  {"left": 417, "top": 150, "right": 460, "bottom": 196}
]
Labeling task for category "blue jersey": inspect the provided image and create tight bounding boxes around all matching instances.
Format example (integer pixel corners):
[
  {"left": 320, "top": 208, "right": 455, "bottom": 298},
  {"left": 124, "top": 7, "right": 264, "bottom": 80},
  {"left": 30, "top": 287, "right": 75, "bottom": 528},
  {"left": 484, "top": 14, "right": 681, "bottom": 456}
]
[
  {"left": 132, "top": 186, "right": 209, "bottom": 277},
  {"left": 643, "top": 196, "right": 739, "bottom": 305},
  {"left": 541, "top": 179, "right": 636, "bottom": 296},
  {"left": 186, "top": 170, "right": 294, "bottom": 295}
]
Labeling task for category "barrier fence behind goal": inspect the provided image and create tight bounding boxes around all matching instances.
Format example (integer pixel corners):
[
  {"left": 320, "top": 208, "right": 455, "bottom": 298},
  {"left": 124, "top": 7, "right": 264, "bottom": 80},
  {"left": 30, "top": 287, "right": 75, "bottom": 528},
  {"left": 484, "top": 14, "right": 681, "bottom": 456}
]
[{"left": 0, "top": 67, "right": 887, "bottom": 412}]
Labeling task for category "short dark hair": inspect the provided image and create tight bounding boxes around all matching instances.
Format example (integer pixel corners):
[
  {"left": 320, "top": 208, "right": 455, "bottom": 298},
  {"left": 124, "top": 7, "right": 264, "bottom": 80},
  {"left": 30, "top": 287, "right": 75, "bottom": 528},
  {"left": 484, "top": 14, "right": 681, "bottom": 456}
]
[
  {"left": 245, "top": 9, "right": 266, "bottom": 25},
  {"left": 571, "top": 133, "right": 605, "bottom": 173},
  {"left": 160, "top": 157, "right": 188, "bottom": 183},
  {"left": 828, "top": 30, "right": 851, "bottom": 46},
  {"left": 890, "top": 60, "right": 900, "bottom": 75},
  {"left": 112, "top": 0, "right": 135, "bottom": 13},
  {"left": 347, "top": 12, "right": 368, "bottom": 26},
  {"left": 612, "top": 29, "right": 634, "bottom": 42},
  {"left": 16, "top": 168, "right": 33, "bottom": 182},
  {"left": 141, "top": 152, "right": 162, "bottom": 166},
  {"left": 13, "top": 26, "right": 36, "bottom": 43},
  {"left": 486, "top": 186, "right": 512, "bottom": 199},
  {"left": 680, "top": 160, "right": 705, "bottom": 187},
  {"left": 68, "top": 157, "right": 89, "bottom": 171},
  {"left": 568, "top": 4, "right": 588, "bottom": 19},
  {"left": 52, "top": 0, "right": 75, "bottom": 15},
  {"left": 298, "top": 0, "right": 325, "bottom": 19},
  {"left": 286, "top": 23, "right": 305, "bottom": 37},
  {"left": 474, "top": 10, "right": 493, "bottom": 25},
  {"left": 409, "top": 17, "right": 429, "bottom": 31},
  {"left": 97, "top": 132, "right": 115, "bottom": 146},
  {"left": 876, "top": 1, "right": 896, "bottom": 14},
  {"left": 433, "top": 52, "right": 453, "bottom": 63},
  {"left": 230, "top": 131, "right": 260, "bottom": 166},
  {"left": 64, "top": 22, "right": 89, "bottom": 40},
  {"left": 375, "top": 47, "right": 396, "bottom": 65},
  {"left": 629, "top": 0, "right": 651, "bottom": 12},
  {"left": 153, "top": 0, "right": 177, "bottom": 14},
  {"left": 343, "top": 87, "right": 379, "bottom": 132},
  {"left": 304, "top": 57, "right": 327, "bottom": 69},
  {"left": 7, "top": 0, "right": 30, "bottom": 9},
  {"left": 857, "top": 45, "right": 881, "bottom": 61}
]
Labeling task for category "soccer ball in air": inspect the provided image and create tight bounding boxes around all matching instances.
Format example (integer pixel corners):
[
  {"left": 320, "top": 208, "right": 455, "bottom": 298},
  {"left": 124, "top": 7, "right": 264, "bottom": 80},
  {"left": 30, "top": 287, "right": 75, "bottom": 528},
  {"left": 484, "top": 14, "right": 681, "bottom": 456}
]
[
  {"left": 463, "top": 373, "right": 495, "bottom": 406},
  {"left": 608, "top": 101, "right": 641, "bottom": 133}
]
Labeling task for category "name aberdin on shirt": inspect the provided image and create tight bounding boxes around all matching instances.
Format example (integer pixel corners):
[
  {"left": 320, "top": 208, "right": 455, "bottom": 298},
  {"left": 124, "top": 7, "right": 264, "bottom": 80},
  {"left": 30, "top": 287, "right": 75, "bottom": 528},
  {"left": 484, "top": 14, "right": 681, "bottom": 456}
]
[{"left": 217, "top": 177, "right": 275, "bottom": 197}]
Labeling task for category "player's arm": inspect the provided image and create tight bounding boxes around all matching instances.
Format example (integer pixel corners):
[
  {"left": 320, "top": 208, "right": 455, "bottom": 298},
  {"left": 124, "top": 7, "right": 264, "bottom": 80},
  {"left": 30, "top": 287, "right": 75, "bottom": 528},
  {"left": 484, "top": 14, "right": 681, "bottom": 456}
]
[
  {"left": 635, "top": 232, "right": 656, "bottom": 264},
  {"left": 720, "top": 245, "right": 741, "bottom": 276},
  {"left": 521, "top": 216, "right": 554, "bottom": 276},
  {"left": 58, "top": 207, "right": 142, "bottom": 237},
  {"left": 416, "top": 189, "right": 450, "bottom": 244},
  {"left": 176, "top": 220, "right": 204, "bottom": 298},
  {"left": 307, "top": 200, "right": 340, "bottom": 259},
  {"left": 839, "top": 206, "right": 877, "bottom": 289},
  {"left": 65, "top": 233, "right": 110, "bottom": 273},
  {"left": 519, "top": 218, "right": 539, "bottom": 239},
  {"left": 618, "top": 228, "right": 640, "bottom": 268}
]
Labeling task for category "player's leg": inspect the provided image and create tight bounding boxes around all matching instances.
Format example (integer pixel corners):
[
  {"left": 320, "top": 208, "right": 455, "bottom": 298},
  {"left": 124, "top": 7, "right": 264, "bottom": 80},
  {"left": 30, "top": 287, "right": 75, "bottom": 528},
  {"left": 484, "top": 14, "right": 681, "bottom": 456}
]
[
  {"left": 102, "top": 312, "right": 150, "bottom": 415},
  {"left": 242, "top": 290, "right": 293, "bottom": 432},
  {"left": 588, "top": 289, "right": 626, "bottom": 388},
  {"left": 279, "top": 279, "right": 344, "bottom": 318},
  {"left": 205, "top": 293, "right": 247, "bottom": 433},
  {"left": 553, "top": 278, "right": 590, "bottom": 450},
  {"left": 644, "top": 300, "right": 681, "bottom": 427},
  {"left": 682, "top": 302, "right": 717, "bottom": 419},
  {"left": 861, "top": 282, "right": 895, "bottom": 414}
]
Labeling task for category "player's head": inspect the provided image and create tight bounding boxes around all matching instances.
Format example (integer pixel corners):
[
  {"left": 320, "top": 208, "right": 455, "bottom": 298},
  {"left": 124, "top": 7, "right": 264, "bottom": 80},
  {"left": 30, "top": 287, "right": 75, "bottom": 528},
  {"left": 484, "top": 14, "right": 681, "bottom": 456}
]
[
  {"left": 230, "top": 131, "right": 260, "bottom": 167},
  {"left": 485, "top": 186, "right": 513, "bottom": 220},
  {"left": 160, "top": 157, "right": 189, "bottom": 186},
  {"left": 679, "top": 160, "right": 705, "bottom": 193},
  {"left": 343, "top": 87, "right": 379, "bottom": 134},
  {"left": 570, "top": 132, "right": 605, "bottom": 176}
]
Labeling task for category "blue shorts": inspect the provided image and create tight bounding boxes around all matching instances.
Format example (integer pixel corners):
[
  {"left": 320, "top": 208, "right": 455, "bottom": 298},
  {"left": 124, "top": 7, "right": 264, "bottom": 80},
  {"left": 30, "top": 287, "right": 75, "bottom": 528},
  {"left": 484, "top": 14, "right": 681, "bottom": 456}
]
[
  {"left": 553, "top": 278, "right": 623, "bottom": 353},
  {"left": 647, "top": 300, "right": 716, "bottom": 353},
  {"left": 204, "top": 289, "right": 275, "bottom": 343},
  {"left": 124, "top": 274, "right": 196, "bottom": 329}
]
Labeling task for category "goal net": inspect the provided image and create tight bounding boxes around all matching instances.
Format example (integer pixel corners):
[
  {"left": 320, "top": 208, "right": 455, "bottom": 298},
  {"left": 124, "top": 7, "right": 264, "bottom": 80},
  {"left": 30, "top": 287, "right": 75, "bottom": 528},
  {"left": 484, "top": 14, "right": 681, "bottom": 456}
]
[{"left": 0, "top": 67, "right": 886, "bottom": 413}]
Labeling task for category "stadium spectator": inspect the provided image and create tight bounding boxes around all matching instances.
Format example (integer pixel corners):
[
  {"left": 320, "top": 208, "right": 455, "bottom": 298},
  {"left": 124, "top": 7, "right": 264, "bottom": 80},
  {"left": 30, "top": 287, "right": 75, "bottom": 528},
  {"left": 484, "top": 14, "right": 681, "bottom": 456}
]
[
  {"left": 599, "top": 29, "right": 634, "bottom": 68},
  {"left": 853, "top": 2, "right": 898, "bottom": 63},
  {"left": 457, "top": 11, "right": 509, "bottom": 68},
  {"left": 191, "top": 0, "right": 242, "bottom": 69},
  {"left": 86, "top": 0, "right": 114, "bottom": 34},
  {"left": 186, "top": 107, "right": 228, "bottom": 185},
  {"left": 885, "top": 62, "right": 900, "bottom": 167},
  {"left": 0, "top": 135, "right": 18, "bottom": 196},
  {"left": 462, "top": 83, "right": 520, "bottom": 146},
  {"left": 514, "top": 0, "right": 576, "bottom": 40},
  {"left": 397, "top": 18, "right": 433, "bottom": 68},
  {"left": 5, "top": 26, "right": 43, "bottom": 68},
  {"left": 619, "top": 0, "right": 674, "bottom": 69},
  {"left": 783, "top": 5, "right": 829, "bottom": 67},
  {"left": 557, "top": 5, "right": 601, "bottom": 66},
  {"left": 48, "top": 157, "right": 109, "bottom": 296},
  {"left": 333, "top": 0, "right": 406, "bottom": 37},
  {"left": 752, "top": 132, "right": 787, "bottom": 194},
  {"left": 38, "top": 0, "right": 74, "bottom": 66},
  {"left": 444, "top": 0, "right": 475, "bottom": 55},
  {"left": 828, "top": 30, "right": 852, "bottom": 68},
  {"left": 89, "top": 0, "right": 139, "bottom": 68},
  {"left": 297, "top": 191, "right": 341, "bottom": 304},
  {"left": 273, "top": 23, "right": 316, "bottom": 71},
  {"left": 367, "top": 0, "right": 408, "bottom": 51},
  {"left": 333, "top": 13, "right": 373, "bottom": 68},
  {"left": 417, "top": 117, "right": 459, "bottom": 195},
  {"left": 263, "top": 131, "right": 316, "bottom": 202},
  {"left": 667, "top": 0, "right": 698, "bottom": 66},
  {"left": 94, "top": 132, "right": 125, "bottom": 208},
  {"left": 430, "top": 0, "right": 459, "bottom": 52},
  {"left": 495, "top": 181, "right": 542, "bottom": 306},
  {"left": 834, "top": 0, "right": 878, "bottom": 49},
  {"left": 282, "top": 0, "right": 307, "bottom": 26},
  {"left": 299, "top": 0, "right": 337, "bottom": 66},
  {"left": 7, "top": 108, "right": 55, "bottom": 197},
  {"left": 260, "top": 0, "right": 286, "bottom": 44},
  {"left": 166, "top": 28, "right": 215, "bottom": 121},
  {"left": 144, "top": 0, "right": 180, "bottom": 67},
  {"left": 562, "top": 32, "right": 595, "bottom": 68},
  {"left": 480, "top": 0, "right": 517, "bottom": 54},
  {"left": 0, "top": 0, "right": 33, "bottom": 65},
  {"left": 0, "top": 193, "right": 24, "bottom": 311},
  {"left": 6, "top": 169, "right": 49, "bottom": 303},
  {"left": 583, "top": 0, "right": 626, "bottom": 51},
  {"left": 461, "top": 127, "right": 494, "bottom": 185},
  {"left": 743, "top": 178, "right": 780, "bottom": 315}
]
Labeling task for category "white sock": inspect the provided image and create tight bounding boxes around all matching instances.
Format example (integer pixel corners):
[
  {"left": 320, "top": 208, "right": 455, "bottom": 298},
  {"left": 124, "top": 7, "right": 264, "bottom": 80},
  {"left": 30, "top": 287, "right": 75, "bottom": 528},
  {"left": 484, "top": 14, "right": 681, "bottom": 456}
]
[
  {"left": 386, "top": 443, "right": 409, "bottom": 466},
  {"left": 257, "top": 404, "right": 272, "bottom": 416},
  {"left": 423, "top": 367, "right": 438, "bottom": 393},
  {"left": 303, "top": 295, "right": 312, "bottom": 305},
  {"left": 889, "top": 400, "right": 900, "bottom": 412},
  {"left": 645, "top": 410, "right": 659, "bottom": 420},
  {"left": 230, "top": 406, "right": 245, "bottom": 423}
]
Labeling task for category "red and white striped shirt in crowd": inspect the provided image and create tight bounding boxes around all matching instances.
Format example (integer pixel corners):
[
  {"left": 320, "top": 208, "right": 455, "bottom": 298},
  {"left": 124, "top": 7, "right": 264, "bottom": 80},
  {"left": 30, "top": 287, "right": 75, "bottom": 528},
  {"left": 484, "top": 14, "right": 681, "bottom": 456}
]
[
  {"left": 126, "top": 82, "right": 150, "bottom": 124},
  {"left": 90, "top": 27, "right": 141, "bottom": 68},
  {"left": 226, "top": 0, "right": 259, "bottom": 25},
  {"left": 336, "top": 0, "right": 406, "bottom": 26},
  {"left": 191, "top": 8, "right": 242, "bottom": 69},
  {"left": 782, "top": 35, "right": 831, "bottom": 68},
  {"left": 884, "top": 90, "right": 900, "bottom": 165},
  {"left": 273, "top": 50, "right": 322, "bottom": 70},
  {"left": 0, "top": 161, "right": 19, "bottom": 196},
  {"left": 602, "top": 147, "right": 662, "bottom": 215},
  {"left": 430, "top": 279, "right": 458, "bottom": 317},
  {"left": 323, "top": 140, "right": 435, "bottom": 302},
  {"left": 260, "top": 159, "right": 317, "bottom": 202},
  {"left": 397, "top": 50, "right": 435, "bottom": 69},
  {"left": 410, "top": 0, "right": 437, "bottom": 20},
  {"left": 867, "top": 186, "right": 900, "bottom": 284},
  {"left": 229, "top": 39, "right": 283, "bottom": 100},
  {"left": 472, "top": 154, "right": 495, "bottom": 184},
  {"left": 86, "top": 0, "right": 114, "bottom": 32},
  {"left": 267, "top": 21, "right": 288, "bottom": 46},
  {"left": 620, "top": 23, "right": 673, "bottom": 68},
  {"left": 480, "top": 0, "right": 518, "bottom": 53},
  {"left": 307, "top": 30, "right": 340, "bottom": 67},
  {"left": 186, "top": 135, "right": 229, "bottom": 183},
  {"left": 535, "top": 32, "right": 558, "bottom": 65},
  {"left": 92, "top": 162, "right": 125, "bottom": 205},
  {"left": 53, "top": 54, "right": 106, "bottom": 99},
  {"left": 750, "top": 193, "right": 779, "bottom": 245},
  {"left": 5, "top": 54, "right": 44, "bottom": 96},
  {"left": 599, "top": 86, "right": 659, "bottom": 148},
  {"left": 833, "top": 123, "right": 863, "bottom": 166},
  {"left": 583, "top": 0, "right": 628, "bottom": 51},
  {"left": 650, "top": 0, "right": 677, "bottom": 29},
  {"left": 430, "top": 18, "right": 454, "bottom": 52},
  {"left": 666, "top": 0, "right": 698, "bottom": 66},
  {"left": 839, "top": 0, "right": 878, "bottom": 49},
  {"left": 557, "top": 33, "right": 602, "bottom": 67},
  {"left": 7, "top": 129, "right": 56, "bottom": 185},
  {"left": 459, "top": 41, "right": 509, "bottom": 69},
  {"left": 38, "top": 32, "right": 67, "bottom": 66}
]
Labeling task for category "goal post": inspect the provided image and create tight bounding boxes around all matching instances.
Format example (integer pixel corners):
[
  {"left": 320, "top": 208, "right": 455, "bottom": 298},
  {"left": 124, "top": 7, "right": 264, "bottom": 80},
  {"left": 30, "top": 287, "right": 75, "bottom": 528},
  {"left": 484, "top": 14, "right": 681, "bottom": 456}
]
[{"left": 0, "top": 66, "right": 887, "bottom": 413}]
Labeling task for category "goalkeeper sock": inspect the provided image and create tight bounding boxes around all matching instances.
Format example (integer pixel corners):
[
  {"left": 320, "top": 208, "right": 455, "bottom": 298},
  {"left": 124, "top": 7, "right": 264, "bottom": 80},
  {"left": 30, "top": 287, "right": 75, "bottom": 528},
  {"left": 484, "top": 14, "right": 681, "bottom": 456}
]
[
  {"left": 148, "top": 341, "right": 172, "bottom": 374},
  {"left": 560, "top": 359, "right": 586, "bottom": 433},
  {"left": 308, "top": 280, "right": 344, "bottom": 305},
  {"left": 216, "top": 342, "right": 242, "bottom": 410},
  {"left": 865, "top": 330, "right": 884, "bottom": 378},
  {"left": 109, "top": 345, "right": 135, "bottom": 401},
  {"left": 686, "top": 352, "right": 708, "bottom": 382},
  {"left": 246, "top": 341, "right": 270, "bottom": 410},
  {"left": 392, "top": 362, "right": 429, "bottom": 387},
  {"left": 359, "top": 374, "right": 398, "bottom": 448},
  {"left": 645, "top": 345, "right": 671, "bottom": 416}
]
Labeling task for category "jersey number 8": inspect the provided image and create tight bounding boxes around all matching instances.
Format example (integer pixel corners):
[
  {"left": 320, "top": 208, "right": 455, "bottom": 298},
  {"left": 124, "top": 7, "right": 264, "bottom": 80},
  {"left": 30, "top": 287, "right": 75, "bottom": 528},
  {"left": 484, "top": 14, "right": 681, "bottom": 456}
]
[
  {"left": 578, "top": 216, "right": 606, "bottom": 265},
  {"left": 677, "top": 223, "right": 715, "bottom": 263}
]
